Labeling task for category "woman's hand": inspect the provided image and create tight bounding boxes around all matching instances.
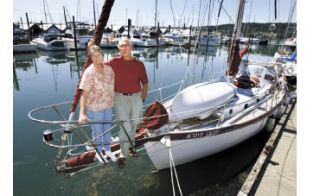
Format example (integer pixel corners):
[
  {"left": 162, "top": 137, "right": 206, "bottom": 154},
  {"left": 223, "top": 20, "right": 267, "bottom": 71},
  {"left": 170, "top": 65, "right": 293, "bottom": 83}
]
[
  {"left": 78, "top": 113, "right": 89, "bottom": 124},
  {"left": 88, "top": 39, "right": 96, "bottom": 48},
  {"left": 87, "top": 39, "right": 97, "bottom": 53}
]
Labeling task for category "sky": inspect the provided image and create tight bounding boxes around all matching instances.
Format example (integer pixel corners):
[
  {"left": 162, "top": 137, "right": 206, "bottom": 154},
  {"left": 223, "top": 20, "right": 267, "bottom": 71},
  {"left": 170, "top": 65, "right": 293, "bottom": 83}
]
[{"left": 13, "top": 0, "right": 296, "bottom": 26}]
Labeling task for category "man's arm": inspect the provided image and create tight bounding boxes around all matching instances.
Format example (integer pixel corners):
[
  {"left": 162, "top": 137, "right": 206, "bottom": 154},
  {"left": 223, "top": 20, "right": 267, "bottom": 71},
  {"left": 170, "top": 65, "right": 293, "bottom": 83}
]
[{"left": 141, "top": 83, "right": 148, "bottom": 102}]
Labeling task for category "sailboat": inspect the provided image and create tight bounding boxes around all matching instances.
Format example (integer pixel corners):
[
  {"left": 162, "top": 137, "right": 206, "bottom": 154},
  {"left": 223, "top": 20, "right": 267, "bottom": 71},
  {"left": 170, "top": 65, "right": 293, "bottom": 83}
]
[
  {"left": 28, "top": 0, "right": 288, "bottom": 176},
  {"left": 138, "top": 0, "right": 288, "bottom": 170}
]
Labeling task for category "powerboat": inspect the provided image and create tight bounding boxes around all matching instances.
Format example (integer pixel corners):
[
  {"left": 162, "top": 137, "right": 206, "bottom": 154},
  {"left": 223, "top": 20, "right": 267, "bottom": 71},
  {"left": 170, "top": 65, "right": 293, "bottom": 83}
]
[
  {"left": 32, "top": 34, "right": 67, "bottom": 51},
  {"left": 63, "top": 22, "right": 93, "bottom": 50}
]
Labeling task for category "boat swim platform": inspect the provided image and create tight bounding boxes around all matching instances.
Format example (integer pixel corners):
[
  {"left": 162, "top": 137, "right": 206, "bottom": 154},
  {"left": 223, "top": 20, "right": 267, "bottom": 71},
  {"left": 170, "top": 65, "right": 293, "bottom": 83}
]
[{"left": 238, "top": 95, "right": 297, "bottom": 196}]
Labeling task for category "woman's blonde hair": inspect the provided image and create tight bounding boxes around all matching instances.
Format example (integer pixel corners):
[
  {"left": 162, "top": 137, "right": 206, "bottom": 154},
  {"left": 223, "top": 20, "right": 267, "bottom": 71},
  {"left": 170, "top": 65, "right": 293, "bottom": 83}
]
[{"left": 89, "top": 45, "right": 103, "bottom": 57}]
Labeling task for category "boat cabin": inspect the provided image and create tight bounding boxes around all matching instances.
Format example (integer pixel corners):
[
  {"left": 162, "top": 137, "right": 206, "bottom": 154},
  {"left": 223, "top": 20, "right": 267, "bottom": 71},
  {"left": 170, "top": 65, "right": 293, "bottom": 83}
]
[
  {"left": 42, "top": 24, "right": 64, "bottom": 35},
  {"left": 13, "top": 23, "right": 29, "bottom": 44}
]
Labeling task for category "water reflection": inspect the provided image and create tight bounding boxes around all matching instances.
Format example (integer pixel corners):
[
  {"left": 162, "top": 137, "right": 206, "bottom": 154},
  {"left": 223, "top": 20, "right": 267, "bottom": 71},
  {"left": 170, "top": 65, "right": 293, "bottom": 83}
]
[
  {"left": 13, "top": 62, "right": 19, "bottom": 91},
  {"left": 37, "top": 50, "right": 69, "bottom": 65},
  {"left": 13, "top": 52, "right": 39, "bottom": 71},
  {"left": 13, "top": 53, "right": 39, "bottom": 91},
  {"left": 67, "top": 50, "right": 87, "bottom": 79}
]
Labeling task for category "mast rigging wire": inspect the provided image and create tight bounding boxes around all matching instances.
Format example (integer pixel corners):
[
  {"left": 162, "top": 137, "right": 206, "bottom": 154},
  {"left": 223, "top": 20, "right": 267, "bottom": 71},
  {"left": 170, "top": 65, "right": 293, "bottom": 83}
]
[
  {"left": 284, "top": 0, "right": 296, "bottom": 39},
  {"left": 168, "top": 0, "right": 176, "bottom": 27},
  {"left": 216, "top": 0, "right": 234, "bottom": 24}
]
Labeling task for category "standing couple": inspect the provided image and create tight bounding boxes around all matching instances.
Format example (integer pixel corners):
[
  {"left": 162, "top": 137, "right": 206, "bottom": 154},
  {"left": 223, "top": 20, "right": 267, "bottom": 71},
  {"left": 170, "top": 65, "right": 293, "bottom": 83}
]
[{"left": 78, "top": 38, "right": 149, "bottom": 168}]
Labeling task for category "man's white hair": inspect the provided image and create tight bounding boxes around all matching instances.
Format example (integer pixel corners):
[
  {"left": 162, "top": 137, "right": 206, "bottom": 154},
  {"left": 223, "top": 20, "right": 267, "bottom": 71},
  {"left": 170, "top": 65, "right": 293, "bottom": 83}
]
[{"left": 118, "top": 37, "right": 132, "bottom": 47}]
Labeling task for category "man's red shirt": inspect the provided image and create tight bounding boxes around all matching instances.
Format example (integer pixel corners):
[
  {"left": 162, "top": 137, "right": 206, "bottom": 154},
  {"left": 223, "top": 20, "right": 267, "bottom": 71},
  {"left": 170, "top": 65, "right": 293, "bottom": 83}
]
[{"left": 104, "top": 56, "right": 148, "bottom": 93}]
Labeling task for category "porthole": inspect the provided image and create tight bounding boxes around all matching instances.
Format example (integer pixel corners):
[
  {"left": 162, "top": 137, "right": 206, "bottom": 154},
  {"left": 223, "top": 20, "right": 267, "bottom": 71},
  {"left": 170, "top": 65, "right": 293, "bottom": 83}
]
[
  {"left": 229, "top": 109, "right": 233, "bottom": 114},
  {"left": 244, "top": 104, "right": 248, "bottom": 109}
]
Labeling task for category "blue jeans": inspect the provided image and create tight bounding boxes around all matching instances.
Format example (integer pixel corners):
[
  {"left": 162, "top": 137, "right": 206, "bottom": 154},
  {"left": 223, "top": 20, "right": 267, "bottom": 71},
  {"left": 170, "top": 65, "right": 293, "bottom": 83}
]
[{"left": 86, "top": 108, "right": 113, "bottom": 152}]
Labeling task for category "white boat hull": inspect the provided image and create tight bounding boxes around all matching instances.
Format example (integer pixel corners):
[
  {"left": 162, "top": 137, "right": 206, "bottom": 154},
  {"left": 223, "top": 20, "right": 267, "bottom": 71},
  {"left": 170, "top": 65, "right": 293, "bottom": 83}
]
[
  {"left": 64, "top": 37, "right": 90, "bottom": 50},
  {"left": 32, "top": 38, "right": 67, "bottom": 51},
  {"left": 145, "top": 115, "right": 269, "bottom": 170},
  {"left": 100, "top": 41, "right": 118, "bottom": 48},
  {"left": 13, "top": 43, "right": 37, "bottom": 52}
]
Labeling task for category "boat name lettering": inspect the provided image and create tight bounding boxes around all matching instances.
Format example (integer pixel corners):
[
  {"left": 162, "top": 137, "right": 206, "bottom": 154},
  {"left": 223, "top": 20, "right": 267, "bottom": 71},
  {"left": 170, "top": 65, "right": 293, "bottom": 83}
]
[
  {"left": 186, "top": 130, "right": 220, "bottom": 139},
  {"left": 205, "top": 130, "right": 220, "bottom": 137}
]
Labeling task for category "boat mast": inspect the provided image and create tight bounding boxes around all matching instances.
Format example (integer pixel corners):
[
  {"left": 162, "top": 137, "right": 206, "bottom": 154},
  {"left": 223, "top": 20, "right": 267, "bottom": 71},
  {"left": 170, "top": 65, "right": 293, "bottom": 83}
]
[
  {"left": 43, "top": 0, "right": 48, "bottom": 23},
  {"left": 206, "top": 0, "right": 212, "bottom": 47},
  {"left": 154, "top": 0, "right": 158, "bottom": 28},
  {"left": 227, "top": 0, "right": 245, "bottom": 77},
  {"left": 284, "top": 0, "right": 296, "bottom": 39},
  {"left": 232, "top": 0, "right": 245, "bottom": 41},
  {"left": 216, "top": 0, "right": 224, "bottom": 33},
  {"left": 197, "top": 0, "right": 202, "bottom": 30},
  {"left": 63, "top": 6, "right": 68, "bottom": 27},
  {"left": 93, "top": 0, "right": 97, "bottom": 29}
]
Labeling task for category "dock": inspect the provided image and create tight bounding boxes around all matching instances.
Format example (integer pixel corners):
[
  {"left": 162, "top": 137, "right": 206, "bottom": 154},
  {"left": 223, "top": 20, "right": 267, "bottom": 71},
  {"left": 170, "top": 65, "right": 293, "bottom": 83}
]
[{"left": 238, "top": 96, "right": 297, "bottom": 196}]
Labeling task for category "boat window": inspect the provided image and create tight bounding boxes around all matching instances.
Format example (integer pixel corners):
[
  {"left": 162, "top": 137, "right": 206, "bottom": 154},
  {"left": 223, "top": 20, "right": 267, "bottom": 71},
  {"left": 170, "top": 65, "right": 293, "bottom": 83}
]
[
  {"left": 256, "top": 98, "right": 260, "bottom": 103},
  {"left": 244, "top": 104, "right": 248, "bottom": 109},
  {"left": 45, "top": 36, "right": 58, "bottom": 42},
  {"left": 229, "top": 109, "right": 233, "bottom": 115}
]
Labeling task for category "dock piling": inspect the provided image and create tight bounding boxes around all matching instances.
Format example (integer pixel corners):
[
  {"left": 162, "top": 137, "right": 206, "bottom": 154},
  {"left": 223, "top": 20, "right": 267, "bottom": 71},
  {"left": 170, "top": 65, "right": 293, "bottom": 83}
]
[
  {"left": 128, "top": 19, "right": 131, "bottom": 38},
  {"left": 25, "top": 12, "right": 31, "bottom": 41},
  {"left": 72, "top": 16, "right": 78, "bottom": 51}
]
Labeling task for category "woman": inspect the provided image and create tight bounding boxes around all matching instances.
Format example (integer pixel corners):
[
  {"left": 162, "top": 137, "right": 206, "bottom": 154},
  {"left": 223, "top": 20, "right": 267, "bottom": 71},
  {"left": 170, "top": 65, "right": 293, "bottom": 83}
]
[{"left": 78, "top": 45, "right": 116, "bottom": 163}]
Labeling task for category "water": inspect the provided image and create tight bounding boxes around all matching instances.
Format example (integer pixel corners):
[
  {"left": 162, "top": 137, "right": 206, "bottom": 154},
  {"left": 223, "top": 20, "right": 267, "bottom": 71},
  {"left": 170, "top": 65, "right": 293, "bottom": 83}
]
[{"left": 13, "top": 44, "right": 279, "bottom": 196}]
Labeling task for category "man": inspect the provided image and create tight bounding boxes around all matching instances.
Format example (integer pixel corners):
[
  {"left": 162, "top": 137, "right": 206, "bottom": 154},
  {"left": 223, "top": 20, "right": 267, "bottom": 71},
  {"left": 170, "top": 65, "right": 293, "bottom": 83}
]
[{"left": 89, "top": 38, "right": 148, "bottom": 168}]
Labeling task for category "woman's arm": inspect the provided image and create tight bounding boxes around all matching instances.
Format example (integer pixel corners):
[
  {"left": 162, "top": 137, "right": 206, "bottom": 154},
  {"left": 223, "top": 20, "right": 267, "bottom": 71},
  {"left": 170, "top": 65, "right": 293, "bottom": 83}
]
[{"left": 78, "top": 90, "right": 89, "bottom": 124}]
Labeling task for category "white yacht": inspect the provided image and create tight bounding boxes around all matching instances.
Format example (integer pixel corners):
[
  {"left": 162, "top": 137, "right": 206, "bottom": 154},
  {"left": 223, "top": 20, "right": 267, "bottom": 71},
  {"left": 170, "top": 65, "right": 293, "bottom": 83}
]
[
  {"left": 100, "top": 33, "right": 118, "bottom": 48},
  {"left": 32, "top": 34, "right": 67, "bottom": 51},
  {"left": 199, "top": 34, "right": 219, "bottom": 46},
  {"left": 63, "top": 22, "right": 93, "bottom": 50}
]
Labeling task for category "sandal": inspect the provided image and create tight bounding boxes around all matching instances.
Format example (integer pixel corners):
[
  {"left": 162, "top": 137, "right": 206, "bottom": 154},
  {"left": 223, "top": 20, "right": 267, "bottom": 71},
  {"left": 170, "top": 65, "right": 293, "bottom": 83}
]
[
  {"left": 128, "top": 147, "right": 138, "bottom": 157},
  {"left": 117, "top": 157, "right": 126, "bottom": 169}
]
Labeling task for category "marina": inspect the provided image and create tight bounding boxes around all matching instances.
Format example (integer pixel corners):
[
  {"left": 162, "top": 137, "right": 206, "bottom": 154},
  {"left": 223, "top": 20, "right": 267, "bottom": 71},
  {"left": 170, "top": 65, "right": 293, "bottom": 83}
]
[
  {"left": 12, "top": 0, "right": 299, "bottom": 195},
  {"left": 13, "top": 43, "right": 294, "bottom": 195}
]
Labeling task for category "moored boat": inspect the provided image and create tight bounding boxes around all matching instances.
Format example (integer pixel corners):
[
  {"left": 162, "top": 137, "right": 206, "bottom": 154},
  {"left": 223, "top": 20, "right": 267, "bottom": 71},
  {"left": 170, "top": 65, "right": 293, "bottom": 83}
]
[
  {"left": 13, "top": 42, "right": 38, "bottom": 53},
  {"left": 32, "top": 34, "right": 67, "bottom": 51},
  {"left": 141, "top": 62, "right": 287, "bottom": 169},
  {"left": 63, "top": 22, "right": 93, "bottom": 50},
  {"left": 13, "top": 24, "right": 38, "bottom": 53},
  {"left": 272, "top": 39, "right": 297, "bottom": 85},
  {"left": 100, "top": 33, "right": 118, "bottom": 48}
]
